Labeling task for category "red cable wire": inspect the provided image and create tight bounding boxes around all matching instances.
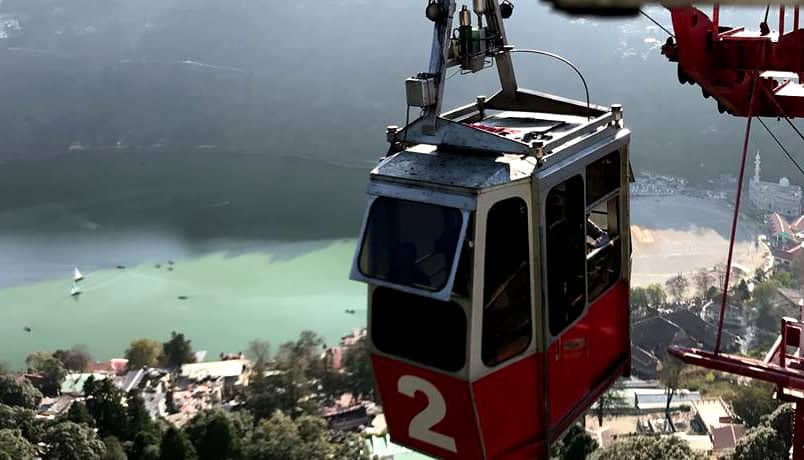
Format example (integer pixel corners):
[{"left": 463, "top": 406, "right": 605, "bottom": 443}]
[{"left": 714, "top": 74, "right": 759, "bottom": 355}]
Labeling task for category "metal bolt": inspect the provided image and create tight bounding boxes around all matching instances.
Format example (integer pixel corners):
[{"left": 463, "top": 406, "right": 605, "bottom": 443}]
[
  {"left": 386, "top": 125, "right": 399, "bottom": 143},
  {"left": 476, "top": 96, "right": 486, "bottom": 118},
  {"left": 612, "top": 104, "right": 623, "bottom": 122},
  {"left": 530, "top": 141, "right": 545, "bottom": 160}
]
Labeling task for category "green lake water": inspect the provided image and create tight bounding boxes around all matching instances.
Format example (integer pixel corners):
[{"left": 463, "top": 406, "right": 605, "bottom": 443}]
[{"left": 0, "top": 239, "right": 365, "bottom": 369}]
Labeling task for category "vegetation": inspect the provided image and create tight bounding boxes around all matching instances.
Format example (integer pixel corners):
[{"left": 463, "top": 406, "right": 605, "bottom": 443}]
[
  {"left": 593, "top": 381, "right": 626, "bottom": 427},
  {"left": 0, "top": 404, "right": 45, "bottom": 443},
  {"left": 83, "top": 377, "right": 128, "bottom": 440},
  {"left": 727, "top": 381, "right": 780, "bottom": 427},
  {"left": 65, "top": 401, "right": 95, "bottom": 427},
  {"left": 43, "top": 421, "right": 107, "bottom": 460},
  {"left": 665, "top": 274, "right": 689, "bottom": 302},
  {"left": 0, "top": 375, "right": 42, "bottom": 409},
  {"left": 591, "top": 435, "right": 703, "bottom": 460},
  {"left": 732, "top": 425, "right": 788, "bottom": 460},
  {"left": 0, "top": 428, "right": 35, "bottom": 460},
  {"left": 693, "top": 269, "right": 713, "bottom": 299},
  {"left": 645, "top": 284, "right": 667, "bottom": 307},
  {"left": 0, "top": 330, "right": 374, "bottom": 459},
  {"left": 244, "top": 411, "right": 369, "bottom": 460},
  {"left": 53, "top": 345, "right": 92, "bottom": 372},
  {"left": 762, "top": 403, "right": 795, "bottom": 454},
  {"left": 102, "top": 437, "right": 128, "bottom": 460},
  {"left": 183, "top": 409, "right": 243, "bottom": 460},
  {"left": 340, "top": 336, "right": 375, "bottom": 401},
  {"left": 162, "top": 332, "right": 195, "bottom": 368},
  {"left": 630, "top": 284, "right": 668, "bottom": 318},
  {"left": 658, "top": 355, "right": 684, "bottom": 427},
  {"left": 553, "top": 424, "right": 598, "bottom": 460},
  {"left": 771, "top": 269, "right": 796, "bottom": 289},
  {"left": 246, "top": 340, "right": 271, "bottom": 371},
  {"left": 159, "top": 427, "right": 197, "bottom": 460},
  {"left": 24, "top": 353, "right": 67, "bottom": 396},
  {"left": 124, "top": 340, "right": 163, "bottom": 370}
]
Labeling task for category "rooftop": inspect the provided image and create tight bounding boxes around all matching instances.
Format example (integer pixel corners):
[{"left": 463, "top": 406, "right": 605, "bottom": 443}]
[
  {"left": 180, "top": 359, "right": 250, "bottom": 381},
  {"left": 692, "top": 398, "right": 736, "bottom": 431},
  {"left": 374, "top": 147, "right": 536, "bottom": 191},
  {"left": 60, "top": 373, "right": 107, "bottom": 395}
]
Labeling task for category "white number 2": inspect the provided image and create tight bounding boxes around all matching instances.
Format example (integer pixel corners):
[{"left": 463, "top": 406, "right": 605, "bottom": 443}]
[{"left": 397, "top": 375, "right": 457, "bottom": 453}]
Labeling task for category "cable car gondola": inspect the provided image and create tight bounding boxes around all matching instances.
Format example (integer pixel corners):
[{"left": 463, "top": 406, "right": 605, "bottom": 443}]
[{"left": 350, "top": 1, "right": 632, "bottom": 458}]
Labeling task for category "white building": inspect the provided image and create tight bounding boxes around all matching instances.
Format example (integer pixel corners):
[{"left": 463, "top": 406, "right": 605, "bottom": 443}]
[{"left": 749, "top": 152, "right": 803, "bottom": 217}]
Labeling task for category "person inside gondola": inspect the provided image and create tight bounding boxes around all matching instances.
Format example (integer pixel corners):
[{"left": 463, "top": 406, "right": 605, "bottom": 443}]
[{"left": 587, "top": 218, "right": 610, "bottom": 250}]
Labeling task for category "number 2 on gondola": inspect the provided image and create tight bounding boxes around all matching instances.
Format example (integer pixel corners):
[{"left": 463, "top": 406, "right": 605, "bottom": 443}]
[{"left": 397, "top": 375, "right": 457, "bottom": 453}]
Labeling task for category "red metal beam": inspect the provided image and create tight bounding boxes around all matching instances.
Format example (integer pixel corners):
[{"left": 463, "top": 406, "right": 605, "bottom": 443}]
[
  {"left": 712, "top": 4, "right": 720, "bottom": 38},
  {"left": 669, "top": 346, "right": 804, "bottom": 390},
  {"left": 795, "top": 403, "right": 804, "bottom": 460}
]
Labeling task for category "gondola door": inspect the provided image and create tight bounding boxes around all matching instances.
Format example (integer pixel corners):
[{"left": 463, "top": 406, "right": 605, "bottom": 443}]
[
  {"left": 541, "top": 147, "right": 631, "bottom": 436},
  {"left": 469, "top": 183, "right": 545, "bottom": 459}
]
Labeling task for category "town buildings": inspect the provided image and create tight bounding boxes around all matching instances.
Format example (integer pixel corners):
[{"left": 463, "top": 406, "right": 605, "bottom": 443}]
[{"left": 749, "top": 152, "right": 803, "bottom": 217}]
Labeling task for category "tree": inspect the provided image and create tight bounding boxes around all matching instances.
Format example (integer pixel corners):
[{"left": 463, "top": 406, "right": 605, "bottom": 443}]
[
  {"left": 43, "top": 421, "right": 106, "bottom": 460},
  {"left": 165, "top": 389, "right": 177, "bottom": 415},
  {"left": 332, "top": 432, "right": 370, "bottom": 460},
  {"left": 693, "top": 269, "right": 714, "bottom": 299},
  {"left": 556, "top": 424, "right": 598, "bottom": 460},
  {"left": 646, "top": 284, "right": 667, "bottom": 307},
  {"left": 665, "top": 274, "right": 689, "bottom": 302},
  {"left": 124, "top": 339, "right": 163, "bottom": 370},
  {"left": 65, "top": 401, "right": 94, "bottom": 427},
  {"left": 762, "top": 403, "right": 794, "bottom": 454},
  {"left": 714, "top": 263, "right": 728, "bottom": 290},
  {"left": 244, "top": 411, "right": 343, "bottom": 460},
  {"left": 102, "top": 437, "right": 127, "bottom": 460},
  {"left": 0, "top": 375, "right": 42, "bottom": 409},
  {"left": 754, "top": 267, "right": 767, "bottom": 283},
  {"left": 631, "top": 287, "right": 649, "bottom": 310},
  {"left": 25, "top": 351, "right": 52, "bottom": 372},
  {"left": 245, "top": 368, "right": 309, "bottom": 421},
  {"left": 630, "top": 287, "right": 652, "bottom": 319},
  {"left": 593, "top": 381, "right": 626, "bottom": 427},
  {"left": 772, "top": 270, "right": 795, "bottom": 288},
  {"left": 734, "top": 279, "right": 751, "bottom": 302},
  {"left": 162, "top": 332, "right": 195, "bottom": 368},
  {"left": 25, "top": 355, "right": 66, "bottom": 397},
  {"left": 308, "top": 359, "right": 345, "bottom": 406},
  {"left": 751, "top": 280, "right": 780, "bottom": 340},
  {"left": 275, "top": 330, "right": 325, "bottom": 371},
  {"left": 591, "top": 435, "right": 702, "bottom": 460},
  {"left": 53, "top": 345, "right": 92, "bottom": 372},
  {"left": 183, "top": 410, "right": 240, "bottom": 460},
  {"left": 126, "top": 390, "right": 154, "bottom": 440},
  {"left": 705, "top": 285, "right": 720, "bottom": 301},
  {"left": 247, "top": 340, "right": 271, "bottom": 371},
  {"left": 728, "top": 381, "right": 780, "bottom": 427},
  {"left": 752, "top": 280, "right": 778, "bottom": 308},
  {"left": 732, "top": 425, "right": 788, "bottom": 460},
  {"left": 658, "top": 355, "right": 684, "bottom": 427},
  {"left": 0, "top": 429, "right": 35, "bottom": 460},
  {"left": 341, "top": 336, "right": 375, "bottom": 401},
  {"left": 128, "top": 431, "right": 160, "bottom": 460},
  {"left": 83, "top": 377, "right": 127, "bottom": 440},
  {"left": 159, "top": 427, "right": 197, "bottom": 460},
  {"left": 0, "top": 404, "right": 45, "bottom": 443}
]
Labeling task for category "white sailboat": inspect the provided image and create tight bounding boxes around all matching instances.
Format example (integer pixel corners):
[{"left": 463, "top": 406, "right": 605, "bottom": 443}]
[
  {"left": 74, "top": 267, "right": 84, "bottom": 282},
  {"left": 70, "top": 282, "right": 81, "bottom": 296}
]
